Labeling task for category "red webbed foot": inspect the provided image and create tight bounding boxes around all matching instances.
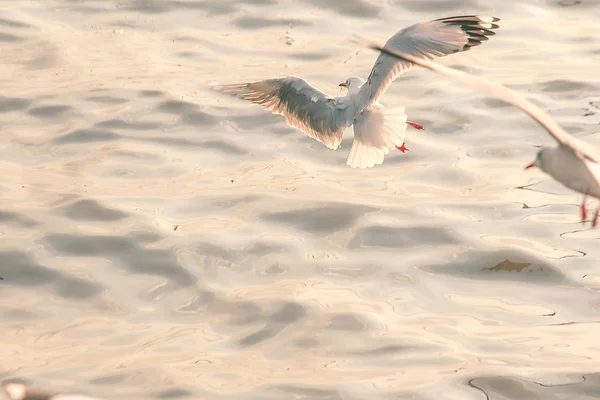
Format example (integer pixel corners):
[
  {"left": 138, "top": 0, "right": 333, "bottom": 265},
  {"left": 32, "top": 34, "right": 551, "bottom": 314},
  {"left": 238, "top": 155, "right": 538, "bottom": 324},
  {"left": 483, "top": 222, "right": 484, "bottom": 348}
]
[
  {"left": 581, "top": 190, "right": 589, "bottom": 224},
  {"left": 396, "top": 143, "right": 408, "bottom": 153},
  {"left": 407, "top": 121, "right": 424, "bottom": 130}
]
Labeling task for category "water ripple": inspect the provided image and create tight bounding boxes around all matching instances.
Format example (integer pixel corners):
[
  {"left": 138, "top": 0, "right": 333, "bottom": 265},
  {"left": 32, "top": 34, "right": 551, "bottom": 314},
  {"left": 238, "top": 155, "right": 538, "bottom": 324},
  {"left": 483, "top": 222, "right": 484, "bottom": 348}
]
[{"left": 2, "top": 1, "right": 600, "bottom": 399}]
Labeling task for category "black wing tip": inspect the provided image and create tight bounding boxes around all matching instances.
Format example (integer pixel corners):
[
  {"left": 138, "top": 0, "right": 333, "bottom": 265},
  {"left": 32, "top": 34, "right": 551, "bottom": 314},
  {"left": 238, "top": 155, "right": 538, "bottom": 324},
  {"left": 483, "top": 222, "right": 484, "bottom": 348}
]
[
  {"left": 468, "top": 32, "right": 491, "bottom": 41},
  {"left": 437, "top": 16, "right": 501, "bottom": 37},
  {"left": 472, "top": 28, "right": 496, "bottom": 35},
  {"left": 435, "top": 16, "right": 501, "bottom": 50},
  {"left": 463, "top": 27, "right": 497, "bottom": 37},
  {"left": 464, "top": 38, "right": 483, "bottom": 49},
  {"left": 436, "top": 15, "right": 500, "bottom": 23}
]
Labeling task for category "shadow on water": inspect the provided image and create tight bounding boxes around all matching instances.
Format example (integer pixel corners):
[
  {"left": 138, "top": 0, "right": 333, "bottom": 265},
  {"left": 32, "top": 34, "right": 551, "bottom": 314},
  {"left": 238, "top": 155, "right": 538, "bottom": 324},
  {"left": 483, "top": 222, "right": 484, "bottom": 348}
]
[
  {"left": 94, "top": 119, "right": 163, "bottom": 131},
  {"left": 287, "top": 52, "right": 333, "bottom": 61},
  {"left": 123, "top": 0, "right": 277, "bottom": 16},
  {"left": 238, "top": 302, "right": 306, "bottom": 346},
  {"left": 46, "top": 93, "right": 248, "bottom": 154},
  {"left": 156, "top": 99, "right": 219, "bottom": 127},
  {"left": 27, "top": 105, "right": 71, "bottom": 119},
  {"left": 191, "top": 240, "right": 289, "bottom": 270},
  {"left": 469, "top": 373, "right": 600, "bottom": 400},
  {"left": 44, "top": 233, "right": 196, "bottom": 288},
  {"left": 326, "top": 313, "right": 370, "bottom": 332},
  {"left": 0, "top": 32, "right": 23, "bottom": 42},
  {"left": 85, "top": 95, "right": 130, "bottom": 104},
  {"left": 0, "top": 96, "right": 30, "bottom": 113},
  {"left": 54, "top": 129, "right": 123, "bottom": 144},
  {"left": 539, "top": 79, "right": 599, "bottom": 93},
  {"left": 348, "top": 225, "right": 458, "bottom": 249},
  {"left": 0, "top": 210, "right": 38, "bottom": 228},
  {"left": 262, "top": 204, "right": 377, "bottom": 235},
  {"left": 0, "top": 251, "right": 102, "bottom": 299},
  {"left": 154, "top": 388, "right": 192, "bottom": 399},
  {"left": 59, "top": 199, "right": 129, "bottom": 222},
  {"left": 398, "top": 0, "right": 480, "bottom": 12},
  {"left": 0, "top": 17, "right": 31, "bottom": 29},
  {"left": 228, "top": 113, "right": 293, "bottom": 132},
  {"left": 138, "top": 90, "right": 163, "bottom": 98},
  {"left": 232, "top": 16, "right": 310, "bottom": 29},
  {"left": 303, "top": 0, "right": 381, "bottom": 18}
]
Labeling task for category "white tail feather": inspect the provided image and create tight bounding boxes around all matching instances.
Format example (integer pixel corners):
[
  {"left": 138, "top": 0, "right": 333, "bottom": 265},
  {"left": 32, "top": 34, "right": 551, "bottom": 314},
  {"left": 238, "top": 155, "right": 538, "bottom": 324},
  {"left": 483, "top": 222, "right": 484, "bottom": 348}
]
[{"left": 346, "top": 107, "right": 408, "bottom": 168}]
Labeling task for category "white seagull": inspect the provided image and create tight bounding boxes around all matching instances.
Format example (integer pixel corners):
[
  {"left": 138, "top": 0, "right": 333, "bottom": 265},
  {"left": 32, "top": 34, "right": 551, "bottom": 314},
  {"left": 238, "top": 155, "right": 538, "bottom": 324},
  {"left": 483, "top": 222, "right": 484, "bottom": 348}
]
[
  {"left": 2, "top": 383, "right": 101, "bottom": 400},
  {"left": 359, "top": 37, "right": 600, "bottom": 227},
  {"left": 215, "top": 15, "right": 500, "bottom": 168}
]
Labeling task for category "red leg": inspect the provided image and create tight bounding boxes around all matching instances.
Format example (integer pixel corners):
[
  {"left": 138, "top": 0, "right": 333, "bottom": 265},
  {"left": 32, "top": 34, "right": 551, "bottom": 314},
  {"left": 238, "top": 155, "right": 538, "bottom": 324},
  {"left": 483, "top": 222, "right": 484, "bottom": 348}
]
[
  {"left": 593, "top": 206, "right": 600, "bottom": 228},
  {"left": 407, "top": 121, "right": 424, "bottom": 130},
  {"left": 396, "top": 143, "right": 408, "bottom": 153},
  {"left": 581, "top": 190, "right": 589, "bottom": 224}
]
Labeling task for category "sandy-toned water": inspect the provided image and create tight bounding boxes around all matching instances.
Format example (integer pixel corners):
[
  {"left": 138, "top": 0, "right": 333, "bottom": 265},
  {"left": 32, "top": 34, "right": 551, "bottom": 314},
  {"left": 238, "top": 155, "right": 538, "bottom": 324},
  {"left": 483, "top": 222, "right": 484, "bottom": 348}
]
[{"left": 2, "top": 1, "right": 600, "bottom": 399}]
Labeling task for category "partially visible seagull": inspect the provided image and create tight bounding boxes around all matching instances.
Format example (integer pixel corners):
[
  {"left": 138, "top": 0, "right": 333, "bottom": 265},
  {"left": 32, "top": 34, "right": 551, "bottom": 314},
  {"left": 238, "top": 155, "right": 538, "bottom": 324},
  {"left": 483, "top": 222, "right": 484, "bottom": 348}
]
[
  {"left": 359, "top": 36, "right": 600, "bottom": 227},
  {"left": 2, "top": 383, "right": 101, "bottom": 400},
  {"left": 215, "top": 15, "right": 500, "bottom": 168}
]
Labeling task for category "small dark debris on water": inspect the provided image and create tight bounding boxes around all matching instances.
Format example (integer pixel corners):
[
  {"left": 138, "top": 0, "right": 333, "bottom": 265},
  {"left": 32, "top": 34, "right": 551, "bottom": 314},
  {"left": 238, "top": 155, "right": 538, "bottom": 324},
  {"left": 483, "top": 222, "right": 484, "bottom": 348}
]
[
  {"left": 485, "top": 259, "right": 531, "bottom": 273},
  {"left": 558, "top": 0, "right": 581, "bottom": 6},
  {"left": 231, "top": 179, "right": 234, "bottom": 183},
  {"left": 174, "top": 225, "right": 179, "bottom": 231}
]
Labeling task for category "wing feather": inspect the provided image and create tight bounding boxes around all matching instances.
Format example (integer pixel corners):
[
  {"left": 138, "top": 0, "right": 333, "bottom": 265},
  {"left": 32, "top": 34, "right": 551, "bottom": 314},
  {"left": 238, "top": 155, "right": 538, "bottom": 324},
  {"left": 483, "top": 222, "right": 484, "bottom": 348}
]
[
  {"left": 355, "top": 15, "right": 500, "bottom": 111},
  {"left": 216, "top": 77, "right": 354, "bottom": 150}
]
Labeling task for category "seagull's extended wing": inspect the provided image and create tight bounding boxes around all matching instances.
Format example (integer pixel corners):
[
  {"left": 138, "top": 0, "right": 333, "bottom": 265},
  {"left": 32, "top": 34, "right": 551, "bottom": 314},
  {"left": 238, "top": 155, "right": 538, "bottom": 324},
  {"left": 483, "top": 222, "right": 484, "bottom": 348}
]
[
  {"left": 358, "top": 37, "right": 600, "bottom": 164},
  {"left": 215, "top": 77, "right": 355, "bottom": 150},
  {"left": 354, "top": 15, "right": 500, "bottom": 111}
]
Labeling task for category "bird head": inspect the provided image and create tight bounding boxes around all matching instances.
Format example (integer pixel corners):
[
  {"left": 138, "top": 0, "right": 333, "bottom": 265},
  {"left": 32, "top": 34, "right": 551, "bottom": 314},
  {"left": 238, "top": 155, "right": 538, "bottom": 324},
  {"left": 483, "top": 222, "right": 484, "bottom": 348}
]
[
  {"left": 339, "top": 76, "right": 366, "bottom": 93},
  {"left": 525, "top": 148, "right": 548, "bottom": 171}
]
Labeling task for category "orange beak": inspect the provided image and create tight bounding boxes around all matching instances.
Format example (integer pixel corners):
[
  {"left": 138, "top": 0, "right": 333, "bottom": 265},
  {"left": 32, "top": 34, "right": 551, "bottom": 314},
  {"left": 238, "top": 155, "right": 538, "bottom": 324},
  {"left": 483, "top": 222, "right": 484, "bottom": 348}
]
[
  {"left": 525, "top": 161, "right": 536, "bottom": 170},
  {"left": 339, "top": 82, "right": 346, "bottom": 87}
]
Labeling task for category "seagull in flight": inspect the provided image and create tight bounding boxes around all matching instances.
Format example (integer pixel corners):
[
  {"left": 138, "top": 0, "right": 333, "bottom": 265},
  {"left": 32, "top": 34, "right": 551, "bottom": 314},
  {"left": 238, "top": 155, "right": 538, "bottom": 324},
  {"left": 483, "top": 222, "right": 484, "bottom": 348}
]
[
  {"left": 360, "top": 36, "right": 600, "bottom": 227},
  {"left": 215, "top": 15, "right": 500, "bottom": 168}
]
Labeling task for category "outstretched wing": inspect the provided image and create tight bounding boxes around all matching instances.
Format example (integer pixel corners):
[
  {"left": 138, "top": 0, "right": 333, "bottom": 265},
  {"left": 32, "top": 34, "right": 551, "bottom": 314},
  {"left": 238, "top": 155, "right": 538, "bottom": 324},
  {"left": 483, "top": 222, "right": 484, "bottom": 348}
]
[
  {"left": 215, "top": 77, "right": 355, "bottom": 150},
  {"left": 358, "top": 36, "right": 600, "bottom": 165},
  {"left": 354, "top": 15, "right": 500, "bottom": 112}
]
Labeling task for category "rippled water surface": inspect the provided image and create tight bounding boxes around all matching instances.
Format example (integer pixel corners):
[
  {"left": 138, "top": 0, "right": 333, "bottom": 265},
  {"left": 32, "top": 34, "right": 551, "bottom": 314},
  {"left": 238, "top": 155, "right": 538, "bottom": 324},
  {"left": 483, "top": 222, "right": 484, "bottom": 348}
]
[{"left": 2, "top": 0, "right": 600, "bottom": 399}]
